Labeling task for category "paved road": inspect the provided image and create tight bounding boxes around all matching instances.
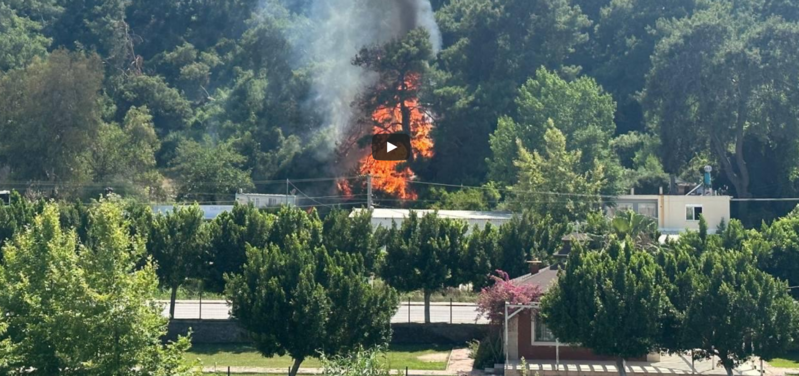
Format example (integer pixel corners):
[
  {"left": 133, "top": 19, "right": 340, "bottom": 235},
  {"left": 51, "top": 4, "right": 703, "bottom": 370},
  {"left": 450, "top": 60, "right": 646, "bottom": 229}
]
[{"left": 160, "top": 300, "right": 488, "bottom": 324}]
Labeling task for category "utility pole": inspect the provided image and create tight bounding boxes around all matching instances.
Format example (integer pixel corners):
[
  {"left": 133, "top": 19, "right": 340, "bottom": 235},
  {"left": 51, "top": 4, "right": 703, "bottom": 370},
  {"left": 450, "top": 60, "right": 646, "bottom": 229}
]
[
  {"left": 367, "top": 174, "right": 373, "bottom": 209},
  {"left": 286, "top": 179, "right": 289, "bottom": 206}
]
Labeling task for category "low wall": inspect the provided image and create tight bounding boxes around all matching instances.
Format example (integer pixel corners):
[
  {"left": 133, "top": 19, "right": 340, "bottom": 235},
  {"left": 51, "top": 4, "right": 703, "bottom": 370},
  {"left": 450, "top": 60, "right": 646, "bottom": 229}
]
[
  {"left": 166, "top": 320, "right": 488, "bottom": 346},
  {"left": 391, "top": 323, "right": 489, "bottom": 345}
]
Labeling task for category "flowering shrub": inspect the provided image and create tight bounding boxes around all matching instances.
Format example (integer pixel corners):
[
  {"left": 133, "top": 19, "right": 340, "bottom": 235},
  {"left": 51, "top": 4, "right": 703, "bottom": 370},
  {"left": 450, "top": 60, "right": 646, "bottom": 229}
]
[{"left": 476, "top": 270, "right": 542, "bottom": 324}]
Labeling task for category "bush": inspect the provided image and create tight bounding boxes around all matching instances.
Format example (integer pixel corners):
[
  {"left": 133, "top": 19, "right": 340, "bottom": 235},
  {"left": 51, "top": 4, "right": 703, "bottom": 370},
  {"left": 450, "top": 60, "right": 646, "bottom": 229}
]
[
  {"left": 471, "top": 332, "right": 504, "bottom": 370},
  {"left": 320, "top": 347, "right": 392, "bottom": 376}
]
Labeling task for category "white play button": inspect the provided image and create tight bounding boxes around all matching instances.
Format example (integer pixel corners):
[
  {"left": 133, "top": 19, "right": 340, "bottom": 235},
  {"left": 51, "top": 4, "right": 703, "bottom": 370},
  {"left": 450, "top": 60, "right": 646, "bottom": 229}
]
[{"left": 387, "top": 142, "right": 398, "bottom": 153}]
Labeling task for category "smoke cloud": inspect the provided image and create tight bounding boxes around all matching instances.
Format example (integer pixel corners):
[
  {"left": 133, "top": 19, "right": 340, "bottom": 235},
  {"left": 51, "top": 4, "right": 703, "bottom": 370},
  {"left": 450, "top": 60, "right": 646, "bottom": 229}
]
[{"left": 297, "top": 0, "right": 442, "bottom": 157}]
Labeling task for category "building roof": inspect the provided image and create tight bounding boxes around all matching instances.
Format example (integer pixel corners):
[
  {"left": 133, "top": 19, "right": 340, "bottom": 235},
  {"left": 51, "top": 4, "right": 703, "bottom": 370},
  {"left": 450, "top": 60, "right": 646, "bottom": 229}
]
[
  {"left": 351, "top": 208, "right": 513, "bottom": 221},
  {"left": 512, "top": 265, "right": 560, "bottom": 293}
]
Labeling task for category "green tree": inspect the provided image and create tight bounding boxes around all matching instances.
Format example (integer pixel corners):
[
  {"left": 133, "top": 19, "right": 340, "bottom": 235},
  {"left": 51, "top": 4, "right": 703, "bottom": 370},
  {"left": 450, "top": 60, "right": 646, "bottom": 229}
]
[
  {"left": 148, "top": 204, "right": 209, "bottom": 319},
  {"left": 0, "top": 201, "right": 197, "bottom": 375},
  {"left": 610, "top": 210, "right": 659, "bottom": 249},
  {"left": 111, "top": 74, "right": 193, "bottom": 136},
  {"left": 488, "top": 68, "right": 617, "bottom": 187},
  {"left": 643, "top": 7, "right": 799, "bottom": 198},
  {"left": 588, "top": 0, "right": 704, "bottom": 133},
  {"left": 753, "top": 214, "right": 799, "bottom": 299},
  {"left": 170, "top": 137, "right": 254, "bottom": 202},
  {"left": 671, "top": 249, "right": 799, "bottom": 376},
  {"left": 428, "top": 183, "right": 501, "bottom": 211},
  {"left": 459, "top": 223, "right": 501, "bottom": 289},
  {"left": 322, "top": 209, "right": 382, "bottom": 274},
  {"left": 541, "top": 241, "right": 668, "bottom": 376},
  {"left": 87, "top": 106, "right": 162, "bottom": 196},
  {"left": 268, "top": 206, "right": 324, "bottom": 250},
  {"left": 207, "top": 203, "right": 272, "bottom": 292},
  {"left": 496, "top": 212, "right": 568, "bottom": 277},
  {"left": 509, "top": 127, "right": 605, "bottom": 222},
  {"left": 0, "top": 50, "right": 103, "bottom": 185},
  {"left": 0, "top": 191, "right": 40, "bottom": 252},
  {"left": 0, "top": 4, "right": 50, "bottom": 71},
  {"left": 225, "top": 239, "right": 398, "bottom": 376},
  {"left": 428, "top": 0, "right": 590, "bottom": 184},
  {"left": 381, "top": 211, "right": 467, "bottom": 323}
]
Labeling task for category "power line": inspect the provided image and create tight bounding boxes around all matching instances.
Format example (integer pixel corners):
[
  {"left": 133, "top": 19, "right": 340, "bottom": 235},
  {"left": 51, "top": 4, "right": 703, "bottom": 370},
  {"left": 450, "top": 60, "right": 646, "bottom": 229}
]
[{"left": 731, "top": 198, "right": 799, "bottom": 202}]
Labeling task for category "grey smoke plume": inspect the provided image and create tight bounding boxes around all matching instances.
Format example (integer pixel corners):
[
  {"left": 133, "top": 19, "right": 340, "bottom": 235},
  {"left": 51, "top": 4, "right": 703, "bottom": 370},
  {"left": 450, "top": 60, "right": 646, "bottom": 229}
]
[{"left": 298, "top": 0, "right": 442, "bottom": 157}]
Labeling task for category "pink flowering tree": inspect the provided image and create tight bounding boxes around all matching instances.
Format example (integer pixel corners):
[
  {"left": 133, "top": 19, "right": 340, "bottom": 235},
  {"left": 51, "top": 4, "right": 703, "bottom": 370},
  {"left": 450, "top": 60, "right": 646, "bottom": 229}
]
[{"left": 477, "top": 270, "right": 542, "bottom": 324}]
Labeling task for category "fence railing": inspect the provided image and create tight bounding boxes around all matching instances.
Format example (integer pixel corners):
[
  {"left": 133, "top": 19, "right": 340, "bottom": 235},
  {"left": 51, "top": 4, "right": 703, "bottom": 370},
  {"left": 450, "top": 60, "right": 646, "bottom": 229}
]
[{"left": 160, "top": 300, "right": 488, "bottom": 324}]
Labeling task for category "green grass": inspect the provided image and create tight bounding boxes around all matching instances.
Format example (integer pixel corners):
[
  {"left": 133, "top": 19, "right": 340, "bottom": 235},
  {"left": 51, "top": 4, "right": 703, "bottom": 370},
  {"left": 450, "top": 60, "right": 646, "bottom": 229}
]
[
  {"left": 187, "top": 343, "right": 451, "bottom": 371},
  {"left": 769, "top": 351, "right": 799, "bottom": 368}
]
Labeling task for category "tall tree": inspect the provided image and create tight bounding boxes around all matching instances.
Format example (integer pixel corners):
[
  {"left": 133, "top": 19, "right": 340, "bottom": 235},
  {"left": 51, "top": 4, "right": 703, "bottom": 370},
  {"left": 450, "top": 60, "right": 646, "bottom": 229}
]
[
  {"left": 169, "top": 137, "right": 254, "bottom": 202},
  {"left": 488, "top": 67, "right": 618, "bottom": 188},
  {"left": 381, "top": 211, "right": 467, "bottom": 323},
  {"left": 0, "top": 50, "right": 103, "bottom": 186},
  {"left": 428, "top": 0, "right": 590, "bottom": 184},
  {"left": 643, "top": 7, "right": 799, "bottom": 198},
  {"left": 588, "top": 0, "right": 703, "bottom": 133},
  {"left": 0, "top": 4, "right": 50, "bottom": 72},
  {"left": 207, "top": 203, "right": 272, "bottom": 292},
  {"left": 541, "top": 241, "right": 668, "bottom": 376},
  {"left": 148, "top": 204, "right": 209, "bottom": 319},
  {"left": 510, "top": 127, "right": 606, "bottom": 222},
  {"left": 87, "top": 106, "right": 162, "bottom": 196},
  {"left": 0, "top": 201, "right": 197, "bottom": 374},
  {"left": 354, "top": 28, "right": 433, "bottom": 138},
  {"left": 226, "top": 239, "right": 398, "bottom": 376}
]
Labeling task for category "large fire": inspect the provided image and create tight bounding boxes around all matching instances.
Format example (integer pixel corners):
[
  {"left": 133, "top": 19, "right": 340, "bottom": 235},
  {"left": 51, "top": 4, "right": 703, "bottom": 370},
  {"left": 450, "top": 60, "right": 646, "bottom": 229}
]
[{"left": 353, "top": 73, "right": 434, "bottom": 200}]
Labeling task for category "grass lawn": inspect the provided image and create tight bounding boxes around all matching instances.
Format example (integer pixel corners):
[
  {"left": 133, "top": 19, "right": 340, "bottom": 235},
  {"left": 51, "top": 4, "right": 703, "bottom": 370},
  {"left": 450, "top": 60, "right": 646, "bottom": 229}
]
[
  {"left": 188, "top": 343, "right": 451, "bottom": 371},
  {"left": 769, "top": 351, "right": 799, "bottom": 368}
]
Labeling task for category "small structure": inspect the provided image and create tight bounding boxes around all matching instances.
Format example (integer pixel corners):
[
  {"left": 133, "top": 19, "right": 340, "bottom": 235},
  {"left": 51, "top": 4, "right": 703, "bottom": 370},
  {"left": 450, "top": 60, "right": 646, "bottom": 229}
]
[
  {"left": 235, "top": 193, "right": 297, "bottom": 208},
  {"left": 505, "top": 236, "right": 660, "bottom": 365},
  {"left": 151, "top": 205, "right": 233, "bottom": 221},
  {"left": 350, "top": 208, "right": 513, "bottom": 231},
  {"left": 609, "top": 193, "right": 731, "bottom": 234},
  {"left": 0, "top": 190, "right": 10, "bottom": 205}
]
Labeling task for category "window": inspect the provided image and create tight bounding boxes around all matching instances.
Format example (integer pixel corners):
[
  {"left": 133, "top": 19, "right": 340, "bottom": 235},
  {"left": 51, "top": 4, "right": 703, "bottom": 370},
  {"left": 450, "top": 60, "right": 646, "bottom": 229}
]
[
  {"left": 638, "top": 203, "right": 657, "bottom": 219},
  {"left": 532, "top": 313, "right": 556, "bottom": 343},
  {"left": 268, "top": 198, "right": 278, "bottom": 206},
  {"left": 686, "top": 205, "right": 703, "bottom": 221}
]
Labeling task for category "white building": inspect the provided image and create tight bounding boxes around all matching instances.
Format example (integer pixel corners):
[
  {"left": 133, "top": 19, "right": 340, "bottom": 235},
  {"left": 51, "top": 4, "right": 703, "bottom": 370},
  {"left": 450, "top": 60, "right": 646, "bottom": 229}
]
[
  {"left": 235, "top": 193, "right": 297, "bottom": 208},
  {"left": 151, "top": 205, "right": 233, "bottom": 220},
  {"left": 609, "top": 194, "right": 732, "bottom": 234},
  {"left": 351, "top": 208, "right": 513, "bottom": 232}
]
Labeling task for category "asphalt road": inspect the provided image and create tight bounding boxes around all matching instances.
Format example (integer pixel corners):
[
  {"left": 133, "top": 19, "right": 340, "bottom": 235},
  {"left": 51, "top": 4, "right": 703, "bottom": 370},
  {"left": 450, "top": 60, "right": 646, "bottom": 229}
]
[{"left": 160, "top": 300, "right": 488, "bottom": 324}]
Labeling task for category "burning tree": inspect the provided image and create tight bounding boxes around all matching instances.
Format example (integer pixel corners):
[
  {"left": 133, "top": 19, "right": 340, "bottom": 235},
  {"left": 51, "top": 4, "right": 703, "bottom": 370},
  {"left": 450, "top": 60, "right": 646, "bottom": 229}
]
[{"left": 348, "top": 27, "right": 436, "bottom": 200}]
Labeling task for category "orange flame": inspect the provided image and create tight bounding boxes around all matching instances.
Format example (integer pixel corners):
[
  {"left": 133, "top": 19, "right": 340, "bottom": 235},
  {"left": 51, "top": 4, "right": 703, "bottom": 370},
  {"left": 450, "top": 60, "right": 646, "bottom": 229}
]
[{"left": 357, "top": 74, "right": 434, "bottom": 200}]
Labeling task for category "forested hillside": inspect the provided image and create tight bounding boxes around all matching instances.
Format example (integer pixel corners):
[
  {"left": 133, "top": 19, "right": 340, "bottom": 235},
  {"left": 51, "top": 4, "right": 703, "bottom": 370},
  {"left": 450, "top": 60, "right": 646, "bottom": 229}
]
[{"left": 2, "top": 0, "right": 799, "bottom": 224}]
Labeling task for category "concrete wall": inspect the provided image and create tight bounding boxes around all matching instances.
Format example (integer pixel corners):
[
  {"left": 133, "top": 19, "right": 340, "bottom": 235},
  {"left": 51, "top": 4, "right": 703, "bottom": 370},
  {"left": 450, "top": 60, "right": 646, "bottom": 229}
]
[
  {"left": 659, "top": 195, "right": 730, "bottom": 234},
  {"left": 166, "top": 320, "right": 488, "bottom": 346},
  {"left": 615, "top": 195, "right": 731, "bottom": 234}
]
